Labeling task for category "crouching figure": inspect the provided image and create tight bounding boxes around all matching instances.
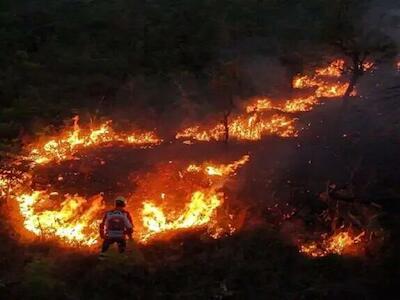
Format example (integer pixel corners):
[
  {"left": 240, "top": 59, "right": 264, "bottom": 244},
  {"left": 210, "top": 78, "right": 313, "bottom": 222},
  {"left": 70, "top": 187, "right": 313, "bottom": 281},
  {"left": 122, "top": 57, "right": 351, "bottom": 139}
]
[{"left": 99, "top": 196, "right": 133, "bottom": 258}]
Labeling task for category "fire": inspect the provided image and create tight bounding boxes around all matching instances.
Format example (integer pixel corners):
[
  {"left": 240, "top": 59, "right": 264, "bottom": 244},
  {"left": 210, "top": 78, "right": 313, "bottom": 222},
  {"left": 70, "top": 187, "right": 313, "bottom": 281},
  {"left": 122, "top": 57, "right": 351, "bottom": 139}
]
[
  {"left": 142, "top": 191, "right": 222, "bottom": 241},
  {"left": 300, "top": 230, "right": 366, "bottom": 257},
  {"left": 28, "top": 116, "right": 161, "bottom": 165},
  {"left": 0, "top": 176, "right": 8, "bottom": 197},
  {"left": 187, "top": 155, "right": 250, "bottom": 176},
  {"left": 176, "top": 59, "right": 357, "bottom": 143},
  {"left": 8, "top": 151, "right": 249, "bottom": 246},
  {"left": 246, "top": 96, "right": 318, "bottom": 113},
  {"left": 246, "top": 98, "right": 274, "bottom": 113},
  {"left": 137, "top": 155, "right": 250, "bottom": 242},
  {"left": 1, "top": 59, "right": 384, "bottom": 253},
  {"left": 293, "top": 59, "right": 351, "bottom": 98},
  {"left": 16, "top": 191, "right": 105, "bottom": 246},
  {"left": 315, "top": 59, "right": 344, "bottom": 76},
  {"left": 176, "top": 113, "right": 297, "bottom": 142}
]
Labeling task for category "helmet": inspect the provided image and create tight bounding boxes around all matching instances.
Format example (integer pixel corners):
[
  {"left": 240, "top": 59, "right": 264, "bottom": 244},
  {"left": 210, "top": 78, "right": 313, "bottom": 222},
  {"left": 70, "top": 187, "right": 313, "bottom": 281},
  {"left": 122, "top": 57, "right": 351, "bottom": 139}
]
[{"left": 115, "top": 196, "right": 127, "bottom": 207}]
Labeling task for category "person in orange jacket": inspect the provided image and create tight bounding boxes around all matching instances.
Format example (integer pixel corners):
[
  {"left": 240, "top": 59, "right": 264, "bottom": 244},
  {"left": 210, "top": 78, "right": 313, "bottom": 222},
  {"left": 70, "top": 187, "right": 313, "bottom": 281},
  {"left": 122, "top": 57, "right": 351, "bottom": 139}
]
[{"left": 99, "top": 196, "right": 133, "bottom": 256}]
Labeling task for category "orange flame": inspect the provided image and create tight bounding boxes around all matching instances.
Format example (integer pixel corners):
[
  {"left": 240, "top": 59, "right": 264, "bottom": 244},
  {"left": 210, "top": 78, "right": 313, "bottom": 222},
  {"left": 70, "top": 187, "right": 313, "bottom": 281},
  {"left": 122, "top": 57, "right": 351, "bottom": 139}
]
[
  {"left": 28, "top": 116, "right": 161, "bottom": 165},
  {"left": 187, "top": 155, "right": 250, "bottom": 176},
  {"left": 138, "top": 155, "right": 250, "bottom": 242},
  {"left": 177, "top": 59, "right": 356, "bottom": 143},
  {"left": 141, "top": 191, "right": 222, "bottom": 241},
  {"left": 300, "top": 230, "right": 366, "bottom": 257},
  {"left": 176, "top": 113, "right": 297, "bottom": 142},
  {"left": 16, "top": 191, "right": 105, "bottom": 246},
  {"left": 246, "top": 96, "right": 318, "bottom": 113},
  {"left": 293, "top": 59, "right": 351, "bottom": 98},
  {"left": 9, "top": 154, "right": 249, "bottom": 246}
]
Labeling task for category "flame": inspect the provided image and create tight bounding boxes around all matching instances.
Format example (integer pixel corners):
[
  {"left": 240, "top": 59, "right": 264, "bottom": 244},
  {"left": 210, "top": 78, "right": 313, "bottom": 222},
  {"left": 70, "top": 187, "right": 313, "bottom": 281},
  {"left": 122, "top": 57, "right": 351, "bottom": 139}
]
[
  {"left": 0, "top": 176, "right": 9, "bottom": 197},
  {"left": 28, "top": 116, "right": 161, "bottom": 165},
  {"left": 142, "top": 191, "right": 222, "bottom": 241},
  {"left": 293, "top": 59, "right": 351, "bottom": 98},
  {"left": 16, "top": 191, "right": 105, "bottom": 246},
  {"left": 137, "top": 155, "right": 250, "bottom": 242},
  {"left": 315, "top": 59, "right": 345, "bottom": 76},
  {"left": 176, "top": 59, "right": 357, "bottom": 143},
  {"left": 8, "top": 154, "right": 249, "bottom": 246},
  {"left": 176, "top": 113, "right": 297, "bottom": 142},
  {"left": 246, "top": 98, "right": 274, "bottom": 113},
  {"left": 187, "top": 155, "right": 250, "bottom": 176},
  {"left": 246, "top": 96, "right": 318, "bottom": 113},
  {"left": 300, "top": 231, "right": 366, "bottom": 257}
]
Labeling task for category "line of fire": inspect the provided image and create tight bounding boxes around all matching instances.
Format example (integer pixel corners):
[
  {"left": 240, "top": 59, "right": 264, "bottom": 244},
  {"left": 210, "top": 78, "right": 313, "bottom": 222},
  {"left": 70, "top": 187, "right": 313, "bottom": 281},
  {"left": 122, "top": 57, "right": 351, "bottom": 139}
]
[{"left": 2, "top": 58, "right": 397, "bottom": 260}]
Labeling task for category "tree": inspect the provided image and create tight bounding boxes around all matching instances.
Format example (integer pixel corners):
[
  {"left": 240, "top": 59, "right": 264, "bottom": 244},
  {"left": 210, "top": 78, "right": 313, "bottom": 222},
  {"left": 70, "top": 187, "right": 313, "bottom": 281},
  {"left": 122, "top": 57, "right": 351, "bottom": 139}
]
[
  {"left": 326, "top": 0, "right": 398, "bottom": 106},
  {"left": 210, "top": 61, "right": 242, "bottom": 144}
]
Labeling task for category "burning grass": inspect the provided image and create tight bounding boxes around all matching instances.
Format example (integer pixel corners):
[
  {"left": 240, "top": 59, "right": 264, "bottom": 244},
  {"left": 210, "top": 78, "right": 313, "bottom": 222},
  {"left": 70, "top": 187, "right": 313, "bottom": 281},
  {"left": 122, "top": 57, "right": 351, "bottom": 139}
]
[
  {"left": 27, "top": 116, "right": 161, "bottom": 165},
  {"left": 299, "top": 230, "right": 367, "bottom": 258},
  {"left": 176, "top": 59, "right": 355, "bottom": 143},
  {"left": 3, "top": 140, "right": 250, "bottom": 246},
  {"left": 0, "top": 58, "right": 384, "bottom": 258}
]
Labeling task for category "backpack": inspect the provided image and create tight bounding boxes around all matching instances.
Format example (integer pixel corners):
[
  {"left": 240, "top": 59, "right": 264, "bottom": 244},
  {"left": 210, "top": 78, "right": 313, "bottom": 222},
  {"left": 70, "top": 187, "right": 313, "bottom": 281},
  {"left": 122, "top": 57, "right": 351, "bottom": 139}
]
[{"left": 105, "top": 210, "right": 128, "bottom": 237}]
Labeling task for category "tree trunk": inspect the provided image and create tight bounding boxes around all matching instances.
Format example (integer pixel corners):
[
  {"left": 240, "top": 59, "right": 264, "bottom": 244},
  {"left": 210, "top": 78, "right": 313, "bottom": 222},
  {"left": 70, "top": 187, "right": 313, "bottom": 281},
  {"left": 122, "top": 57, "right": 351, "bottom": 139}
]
[
  {"left": 342, "top": 54, "right": 364, "bottom": 109},
  {"left": 342, "top": 72, "right": 359, "bottom": 107},
  {"left": 223, "top": 112, "right": 230, "bottom": 144}
]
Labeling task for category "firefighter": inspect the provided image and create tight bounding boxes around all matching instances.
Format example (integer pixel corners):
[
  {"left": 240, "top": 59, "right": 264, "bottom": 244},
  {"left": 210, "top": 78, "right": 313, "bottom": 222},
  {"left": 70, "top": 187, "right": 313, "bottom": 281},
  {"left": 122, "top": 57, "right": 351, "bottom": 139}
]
[{"left": 99, "top": 196, "right": 133, "bottom": 258}]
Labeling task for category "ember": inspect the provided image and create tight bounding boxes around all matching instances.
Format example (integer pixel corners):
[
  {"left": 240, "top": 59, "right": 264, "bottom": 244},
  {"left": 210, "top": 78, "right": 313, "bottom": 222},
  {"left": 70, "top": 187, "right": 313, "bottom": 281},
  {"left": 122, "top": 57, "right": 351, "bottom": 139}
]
[{"left": 300, "top": 231, "right": 366, "bottom": 257}]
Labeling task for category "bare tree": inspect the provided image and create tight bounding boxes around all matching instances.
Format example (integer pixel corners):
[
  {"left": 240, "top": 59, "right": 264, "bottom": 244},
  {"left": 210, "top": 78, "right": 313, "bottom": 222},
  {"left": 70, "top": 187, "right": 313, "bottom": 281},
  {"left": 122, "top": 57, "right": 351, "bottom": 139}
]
[
  {"left": 329, "top": 0, "right": 397, "bottom": 107},
  {"left": 210, "top": 61, "right": 241, "bottom": 144}
]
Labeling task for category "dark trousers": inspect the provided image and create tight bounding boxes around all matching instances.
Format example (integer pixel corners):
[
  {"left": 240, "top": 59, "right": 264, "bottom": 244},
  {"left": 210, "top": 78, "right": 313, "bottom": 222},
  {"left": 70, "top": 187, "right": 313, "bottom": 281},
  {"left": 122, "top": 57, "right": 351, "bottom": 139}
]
[{"left": 101, "top": 238, "right": 126, "bottom": 253}]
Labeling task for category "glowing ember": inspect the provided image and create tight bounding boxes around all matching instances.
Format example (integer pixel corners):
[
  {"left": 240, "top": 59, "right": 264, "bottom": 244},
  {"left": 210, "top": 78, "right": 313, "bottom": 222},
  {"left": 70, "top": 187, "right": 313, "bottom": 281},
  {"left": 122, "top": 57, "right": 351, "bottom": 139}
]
[
  {"left": 362, "top": 61, "right": 375, "bottom": 72},
  {"left": 300, "top": 231, "right": 366, "bottom": 257},
  {"left": 27, "top": 116, "right": 161, "bottom": 165}
]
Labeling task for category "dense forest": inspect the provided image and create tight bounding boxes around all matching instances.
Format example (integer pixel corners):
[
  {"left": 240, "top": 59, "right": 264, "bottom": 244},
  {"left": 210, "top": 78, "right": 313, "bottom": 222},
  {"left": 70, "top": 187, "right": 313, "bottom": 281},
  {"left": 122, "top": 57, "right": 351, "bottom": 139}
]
[{"left": 1, "top": 0, "right": 400, "bottom": 299}]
